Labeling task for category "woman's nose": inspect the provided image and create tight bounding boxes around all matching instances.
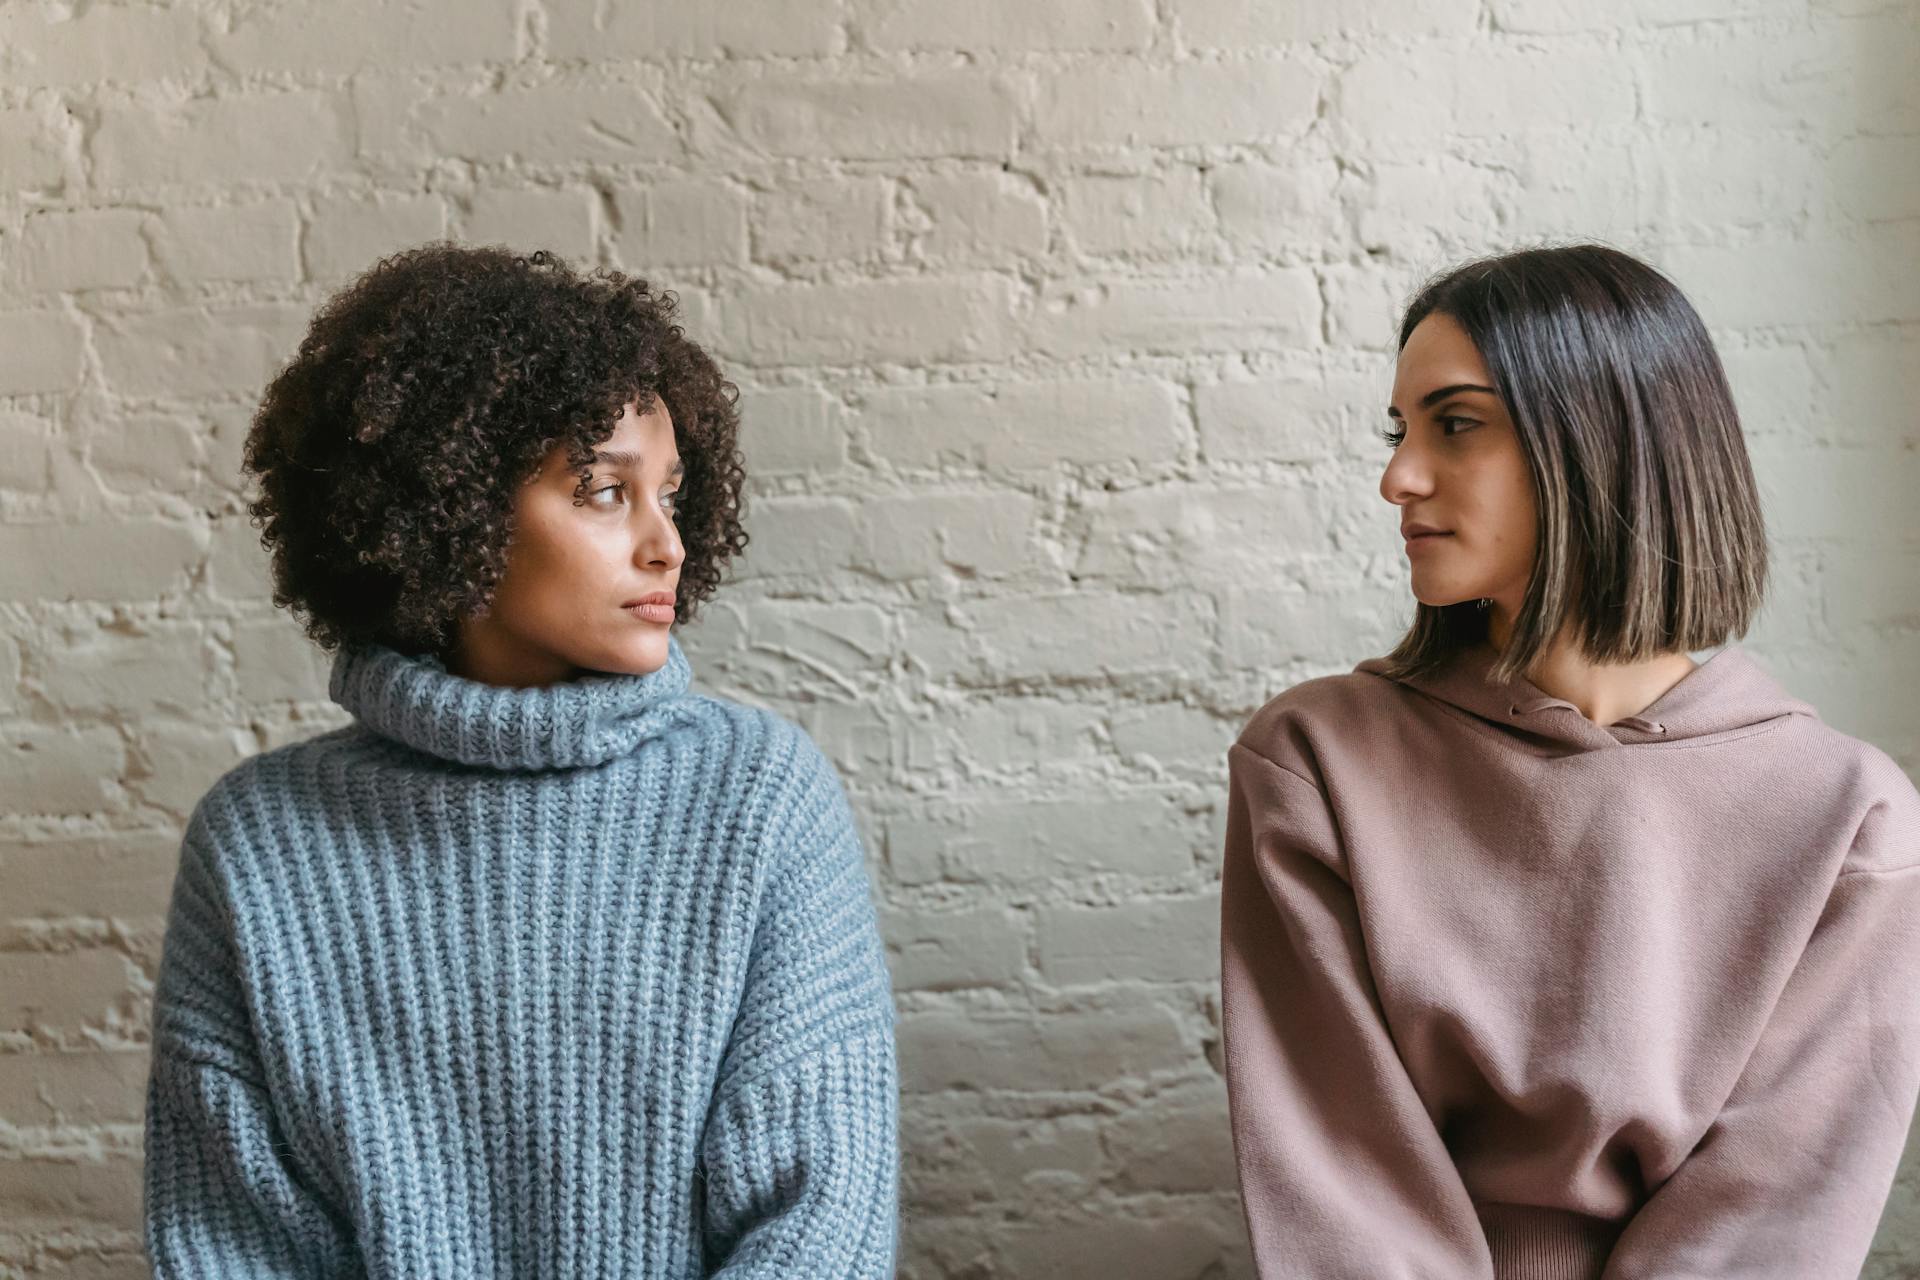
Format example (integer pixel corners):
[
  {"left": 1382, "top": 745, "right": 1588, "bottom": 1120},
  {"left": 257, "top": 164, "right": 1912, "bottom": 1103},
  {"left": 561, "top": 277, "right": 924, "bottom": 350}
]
[
  {"left": 637, "top": 508, "right": 684, "bottom": 571},
  {"left": 1379, "top": 440, "right": 1433, "bottom": 507}
]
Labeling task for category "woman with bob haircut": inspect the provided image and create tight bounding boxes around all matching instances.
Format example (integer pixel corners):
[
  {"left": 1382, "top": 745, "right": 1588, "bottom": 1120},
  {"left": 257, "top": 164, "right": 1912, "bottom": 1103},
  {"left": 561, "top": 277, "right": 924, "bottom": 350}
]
[
  {"left": 143, "top": 244, "right": 898, "bottom": 1278},
  {"left": 1221, "top": 244, "right": 1920, "bottom": 1278}
]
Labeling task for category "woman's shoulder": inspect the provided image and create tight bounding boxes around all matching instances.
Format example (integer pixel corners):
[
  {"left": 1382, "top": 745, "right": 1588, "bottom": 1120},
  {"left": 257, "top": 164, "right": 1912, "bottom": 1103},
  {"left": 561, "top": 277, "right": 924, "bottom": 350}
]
[
  {"left": 674, "top": 692, "right": 854, "bottom": 825},
  {"left": 1784, "top": 718, "right": 1920, "bottom": 872},
  {"left": 186, "top": 725, "right": 363, "bottom": 831},
  {"left": 678, "top": 695, "right": 865, "bottom": 883},
  {"left": 676, "top": 692, "right": 834, "bottom": 777},
  {"left": 166, "top": 727, "right": 371, "bottom": 898},
  {"left": 1235, "top": 665, "right": 1405, "bottom": 778}
]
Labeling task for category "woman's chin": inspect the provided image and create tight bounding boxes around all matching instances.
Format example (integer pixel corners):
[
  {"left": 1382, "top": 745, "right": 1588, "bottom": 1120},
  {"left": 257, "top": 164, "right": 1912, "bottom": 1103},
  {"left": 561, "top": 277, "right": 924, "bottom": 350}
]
[
  {"left": 1410, "top": 578, "right": 1482, "bottom": 609},
  {"left": 574, "top": 633, "right": 673, "bottom": 679}
]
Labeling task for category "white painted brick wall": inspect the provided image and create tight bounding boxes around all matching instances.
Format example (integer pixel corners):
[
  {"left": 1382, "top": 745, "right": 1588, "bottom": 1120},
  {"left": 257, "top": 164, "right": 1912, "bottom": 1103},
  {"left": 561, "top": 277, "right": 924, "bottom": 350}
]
[{"left": 2, "top": 1, "right": 1917, "bottom": 1276}]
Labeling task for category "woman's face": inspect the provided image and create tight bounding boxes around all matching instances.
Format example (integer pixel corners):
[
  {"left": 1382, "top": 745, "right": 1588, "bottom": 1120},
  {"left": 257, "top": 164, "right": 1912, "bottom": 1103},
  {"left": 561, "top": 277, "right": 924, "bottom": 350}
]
[
  {"left": 450, "top": 397, "right": 685, "bottom": 687},
  {"left": 1381, "top": 312, "right": 1538, "bottom": 615}
]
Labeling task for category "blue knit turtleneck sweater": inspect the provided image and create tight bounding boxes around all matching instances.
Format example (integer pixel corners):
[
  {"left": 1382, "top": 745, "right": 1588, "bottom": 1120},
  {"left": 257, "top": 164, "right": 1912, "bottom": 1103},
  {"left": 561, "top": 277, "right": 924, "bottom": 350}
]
[{"left": 144, "top": 638, "right": 899, "bottom": 1278}]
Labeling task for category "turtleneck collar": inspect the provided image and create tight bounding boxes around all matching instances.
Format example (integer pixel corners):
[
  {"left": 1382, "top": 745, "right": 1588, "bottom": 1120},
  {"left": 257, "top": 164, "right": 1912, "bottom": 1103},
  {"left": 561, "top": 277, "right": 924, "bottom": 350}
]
[{"left": 329, "top": 638, "right": 695, "bottom": 771}]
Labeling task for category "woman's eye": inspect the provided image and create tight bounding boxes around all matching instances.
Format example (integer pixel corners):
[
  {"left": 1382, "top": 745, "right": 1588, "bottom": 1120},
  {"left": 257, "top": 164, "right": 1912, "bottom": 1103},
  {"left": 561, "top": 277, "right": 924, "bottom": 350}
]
[
  {"left": 588, "top": 481, "right": 626, "bottom": 506},
  {"left": 1378, "top": 424, "right": 1406, "bottom": 449},
  {"left": 660, "top": 490, "right": 680, "bottom": 518},
  {"left": 1440, "top": 415, "right": 1480, "bottom": 435}
]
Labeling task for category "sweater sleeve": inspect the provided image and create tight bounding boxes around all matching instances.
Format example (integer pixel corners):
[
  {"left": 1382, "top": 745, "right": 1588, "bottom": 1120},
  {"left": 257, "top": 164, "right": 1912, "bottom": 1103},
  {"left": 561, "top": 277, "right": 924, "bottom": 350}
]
[
  {"left": 1221, "top": 742, "right": 1493, "bottom": 1279},
  {"left": 144, "top": 811, "right": 358, "bottom": 1279},
  {"left": 1603, "top": 798, "right": 1920, "bottom": 1280},
  {"left": 698, "top": 735, "right": 899, "bottom": 1279}
]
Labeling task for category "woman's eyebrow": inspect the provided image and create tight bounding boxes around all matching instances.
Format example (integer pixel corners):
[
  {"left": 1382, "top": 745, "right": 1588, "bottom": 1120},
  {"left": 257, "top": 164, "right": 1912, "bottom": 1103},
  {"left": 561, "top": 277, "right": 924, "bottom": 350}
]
[
  {"left": 1386, "top": 382, "right": 1501, "bottom": 418},
  {"left": 592, "top": 449, "right": 686, "bottom": 479}
]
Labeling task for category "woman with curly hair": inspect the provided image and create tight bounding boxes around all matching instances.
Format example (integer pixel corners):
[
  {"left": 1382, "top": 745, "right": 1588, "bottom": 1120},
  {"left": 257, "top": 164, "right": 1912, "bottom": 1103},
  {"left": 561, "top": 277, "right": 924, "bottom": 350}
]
[
  {"left": 143, "top": 244, "right": 899, "bottom": 1278},
  {"left": 1220, "top": 245, "right": 1920, "bottom": 1277}
]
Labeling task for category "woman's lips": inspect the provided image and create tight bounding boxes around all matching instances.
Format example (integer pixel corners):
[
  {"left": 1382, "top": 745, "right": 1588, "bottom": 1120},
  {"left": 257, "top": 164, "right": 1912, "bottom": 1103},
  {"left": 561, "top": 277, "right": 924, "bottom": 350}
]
[
  {"left": 623, "top": 593, "right": 676, "bottom": 624},
  {"left": 1402, "top": 530, "right": 1454, "bottom": 553}
]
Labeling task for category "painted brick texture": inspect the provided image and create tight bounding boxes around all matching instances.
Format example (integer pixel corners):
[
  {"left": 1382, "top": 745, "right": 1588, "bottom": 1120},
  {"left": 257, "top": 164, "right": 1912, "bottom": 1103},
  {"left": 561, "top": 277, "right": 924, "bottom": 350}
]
[{"left": 2, "top": 1, "right": 1917, "bottom": 1276}]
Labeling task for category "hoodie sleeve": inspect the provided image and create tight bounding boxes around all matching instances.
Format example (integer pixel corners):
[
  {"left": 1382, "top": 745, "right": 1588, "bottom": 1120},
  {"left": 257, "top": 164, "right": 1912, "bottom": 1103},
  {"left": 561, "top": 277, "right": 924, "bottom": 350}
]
[
  {"left": 145, "top": 812, "right": 358, "bottom": 1278},
  {"left": 1602, "top": 797, "right": 1920, "bottom": 1280},
  {"left": 1221, "top": 741, "right": 1494, "bottom": 1279}
]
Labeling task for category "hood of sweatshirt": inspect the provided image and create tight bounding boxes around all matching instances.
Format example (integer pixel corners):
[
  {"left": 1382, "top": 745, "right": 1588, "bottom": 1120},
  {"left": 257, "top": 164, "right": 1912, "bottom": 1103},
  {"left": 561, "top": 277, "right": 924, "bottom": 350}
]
[{"left": 1353, "top": 643, "right": 1817, "bottom": 753}]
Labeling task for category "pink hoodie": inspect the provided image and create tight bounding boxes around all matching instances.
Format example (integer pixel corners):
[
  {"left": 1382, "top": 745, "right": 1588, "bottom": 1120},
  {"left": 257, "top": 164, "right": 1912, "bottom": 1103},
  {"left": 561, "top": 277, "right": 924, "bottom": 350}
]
[{"left": 1221, "top": 642, "right": 1920, "bottom": 1279}]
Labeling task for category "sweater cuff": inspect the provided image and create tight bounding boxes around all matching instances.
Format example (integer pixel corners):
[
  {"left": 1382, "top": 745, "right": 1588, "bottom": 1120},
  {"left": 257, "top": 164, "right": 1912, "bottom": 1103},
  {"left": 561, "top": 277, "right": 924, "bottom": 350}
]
[{"left": 1478, "top": 1203, "right": 1624, "bottom": 1280}]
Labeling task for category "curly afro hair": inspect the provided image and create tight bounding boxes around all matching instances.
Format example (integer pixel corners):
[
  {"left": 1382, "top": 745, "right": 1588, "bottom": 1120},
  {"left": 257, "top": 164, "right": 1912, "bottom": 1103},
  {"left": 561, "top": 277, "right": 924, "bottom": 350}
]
[{"left": 243, "top": 243, "right": 747, "bottom": 655}]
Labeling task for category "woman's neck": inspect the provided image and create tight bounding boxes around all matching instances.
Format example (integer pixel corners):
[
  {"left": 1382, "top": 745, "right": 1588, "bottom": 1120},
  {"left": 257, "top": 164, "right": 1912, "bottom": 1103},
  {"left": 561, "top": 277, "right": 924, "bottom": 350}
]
[
  {"left": 444, "top": 621, "right": 580, "bottom": 689},
  {"left": 1487, "top": 608, "right": 1698, "bottom": 727}
]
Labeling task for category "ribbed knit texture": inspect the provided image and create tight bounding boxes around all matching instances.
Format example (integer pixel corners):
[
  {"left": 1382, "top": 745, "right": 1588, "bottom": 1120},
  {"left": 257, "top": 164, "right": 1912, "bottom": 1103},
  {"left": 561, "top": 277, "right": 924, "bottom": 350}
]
[{"left": 143, "top": 637, "right": 899, "bottom": 1279}]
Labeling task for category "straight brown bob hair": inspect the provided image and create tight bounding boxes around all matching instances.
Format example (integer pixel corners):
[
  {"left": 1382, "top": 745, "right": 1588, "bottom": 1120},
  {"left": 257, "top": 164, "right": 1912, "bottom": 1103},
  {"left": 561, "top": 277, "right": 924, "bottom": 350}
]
[{"left": 1384, "top": 244, "right": 1768, "bottom": 683}]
